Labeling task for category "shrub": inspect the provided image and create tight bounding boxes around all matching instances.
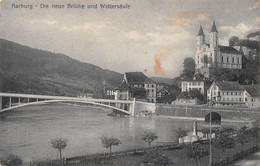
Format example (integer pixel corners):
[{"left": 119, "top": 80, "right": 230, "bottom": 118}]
[{"left": 0, "top": 154, "right": 23, "bottom": 166}]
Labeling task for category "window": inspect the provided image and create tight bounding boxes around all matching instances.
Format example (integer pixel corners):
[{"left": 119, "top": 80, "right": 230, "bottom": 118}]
[
  {"left": 239, "top": 98, "right": 242, "bottom": 101},
  {"left": 223, "top": 92, "right": 225, "bottom": 95},
  {"left": 222, "top": 56, "right": 224, "bottom": 63},
  {"left": 227, "top": 92, "right": 229, "bottom": 95},
  {"left": 227, "top": 57, "right": 229, "bottom": 63},
  {"left": 231, "top": 92, "right": 233, "bottom": 95},
  {"left": 232, "top": 57, "right": 234, "bottom": 63},
  {"left": 245, "top": 97, "right": 248, "bottom": 101},
  {"left": 252, "top": 98, "right": 254, "bottom": 102},
  {"left": 235, "top": 92, "right": 237, "bottom": 95},
  {"left": 237, "top": 58, "right": 239, "bottom": 64}
]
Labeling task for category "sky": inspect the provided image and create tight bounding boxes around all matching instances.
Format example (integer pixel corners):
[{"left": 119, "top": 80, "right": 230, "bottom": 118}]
[{"left": 0, "top": 0, "right": 259, "bottom": 78}]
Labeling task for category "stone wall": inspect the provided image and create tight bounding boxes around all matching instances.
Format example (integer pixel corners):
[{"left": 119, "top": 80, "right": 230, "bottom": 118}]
[
  {"left": 134, "top": 101, "right": 156, "bottom": 114},
  {"left": 156, "top": 104, "right": 260, "bottom": 121}
]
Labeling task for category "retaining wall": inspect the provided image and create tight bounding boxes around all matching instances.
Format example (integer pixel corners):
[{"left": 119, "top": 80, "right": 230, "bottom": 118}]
[{"left": 155, "top": 104, "right": 260, "bottom": 120}]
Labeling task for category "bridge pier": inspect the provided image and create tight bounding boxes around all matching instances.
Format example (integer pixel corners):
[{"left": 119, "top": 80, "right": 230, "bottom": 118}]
[
  {"left": 130, "top": 98, "right": 136, "bottom": 116},
  {"left": 9, "top": 97, "right": 12, "bottom": 107},
  {"left": 18, "top": 97, "right": 20, "bottom": 105}
]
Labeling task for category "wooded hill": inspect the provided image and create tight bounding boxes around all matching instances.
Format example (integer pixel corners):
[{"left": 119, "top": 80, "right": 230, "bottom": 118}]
[{"left": 0, "top": 39, "right": 123, "bottom": 97}]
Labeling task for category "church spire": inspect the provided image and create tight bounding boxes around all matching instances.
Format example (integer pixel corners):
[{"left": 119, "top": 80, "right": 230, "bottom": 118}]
[
  {"left": 210, "top": 21, "right": 218, "bottom": 33},
  {"left": 197, "top": 25, "right": 205, "bottom": 36}
]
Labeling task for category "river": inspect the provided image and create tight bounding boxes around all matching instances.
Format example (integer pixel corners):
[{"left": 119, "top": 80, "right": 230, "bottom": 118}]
[{"left": 0, "top": 103, "right": 243, "bottom": 162}]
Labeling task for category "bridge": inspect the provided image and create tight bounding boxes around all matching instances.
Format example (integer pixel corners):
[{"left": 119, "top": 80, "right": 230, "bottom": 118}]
[{"left": 0, "top": 93, "right": 136, "bottom": 116}]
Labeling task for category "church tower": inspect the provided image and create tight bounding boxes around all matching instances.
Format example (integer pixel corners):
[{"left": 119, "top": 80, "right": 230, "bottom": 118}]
[
  {"left": 210, "top": 21, "right": 218, "bottom": 48},
  {"left": 197, "top": 25, "right": 205, "bottom": 50}
]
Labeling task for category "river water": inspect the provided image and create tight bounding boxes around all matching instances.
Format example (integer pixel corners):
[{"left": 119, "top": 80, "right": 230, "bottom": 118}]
[{"left": 0, "top": 103, "right": 243, "bottom": 162}]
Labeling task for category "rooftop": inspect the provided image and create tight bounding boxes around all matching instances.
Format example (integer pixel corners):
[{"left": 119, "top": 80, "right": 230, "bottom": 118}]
[
  {"left": 219, "top": 45, "right": 241, "bottom": 54},
  {"left": 243, "top": 85, "right": 260, "bottom": 97},
  {"left": 125, "top": 72, "right": 148, "bottom": 85},
  {"left": 215, "top": 81, "right": 244, "bottom": 91}
]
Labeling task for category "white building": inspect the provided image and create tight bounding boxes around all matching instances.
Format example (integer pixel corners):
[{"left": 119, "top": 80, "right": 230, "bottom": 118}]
[
  {"left": 181, "top": 73, "right": 205, "bottom": 94},
  {"left": 243, "top": 85, "right": 260, "bottom": 108},
  {"left": 207, "top": 81, "right": 244, "bottom": 106}
]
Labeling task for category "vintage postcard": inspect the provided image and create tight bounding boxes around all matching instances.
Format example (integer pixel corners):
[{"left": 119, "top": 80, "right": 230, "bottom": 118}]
[{"left": 0, "top": 0, "right": 259, "bottom": 165}]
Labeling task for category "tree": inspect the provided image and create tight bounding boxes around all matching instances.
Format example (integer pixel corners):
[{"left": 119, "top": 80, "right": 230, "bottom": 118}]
[
  {"left": 182, "top": 57, "right": 195, "bottom": 78},
  {"left": 236, "top": 126, "right": 250, "bottom": 152},
  {"left": 189, "top": 89, "right": 203, "bottom": 100},
  {"left": 100, "top": 135, "right": 121, "bottom": 153},
  {"left": 141, "top": 131, "right": 158, "bottom": 147},
  {"left": 214, "top": 128, "right": 236, "bottom": 159},
  {"left": 247, "top": 31, "right": 260, "bottom": 55},
  {"left": 0, "top": 154, "right": 23, "bottom": 166},
  {"left": 186, "top": 144, "right": 209, "bottom": 166},
  {"left": 249, "top": 120, "right": 260, "bottom": 144},
  {"left": 50, "top": 138, "right": 67, "bottom": 165},
  {"left": 132, "top": 87, "right": 146, "bottom": 99},
  {"left": 229, "top": 36, "right": 239, "bottom": 47}
]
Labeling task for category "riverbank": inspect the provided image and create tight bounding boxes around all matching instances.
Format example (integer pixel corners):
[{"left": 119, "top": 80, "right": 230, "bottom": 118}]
[{"left": 157, "top": 115, "right": 253, "bottom": 123}]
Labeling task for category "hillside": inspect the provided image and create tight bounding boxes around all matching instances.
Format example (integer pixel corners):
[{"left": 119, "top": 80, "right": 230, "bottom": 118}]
[{"left": 0, "top": 39, "right": 123, "bottom": 96}]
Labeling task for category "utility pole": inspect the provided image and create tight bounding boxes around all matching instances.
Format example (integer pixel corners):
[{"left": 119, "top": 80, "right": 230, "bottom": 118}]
[{"left": 209, "top": 90, "right": 213, "bottom": 166}]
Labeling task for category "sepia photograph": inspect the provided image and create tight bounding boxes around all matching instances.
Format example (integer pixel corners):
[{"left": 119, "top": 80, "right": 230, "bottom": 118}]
[{"left": 0, "top": 0, "right": 259, "bottom": 165}]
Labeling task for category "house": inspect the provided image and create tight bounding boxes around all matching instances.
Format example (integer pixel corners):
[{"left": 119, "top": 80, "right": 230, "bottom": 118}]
[
  {"left": 243, "top": 85, "right": 260, "bottom": 108},
  {"left": 144, "top": 78, "right": 157, "bottom": 103},
  {"left": 156, "top": 83, "right": 170, "bottom": 100},
  {"left": 207, "top": 81, "right": 245, "bottom": 106},
  {"left": 181, "top": 73, "right": 205, "bottom": 94},
  {"left": 114, "top": 80, "right": 132, "bottom": 100},
  {"left": 115, "top": 72, "right": 158, "bottom": 103}
]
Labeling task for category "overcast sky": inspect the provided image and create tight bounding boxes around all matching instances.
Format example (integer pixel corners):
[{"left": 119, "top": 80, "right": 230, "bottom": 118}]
[{"left": 0, "top": 0, "right": 259, "bottom": 78}]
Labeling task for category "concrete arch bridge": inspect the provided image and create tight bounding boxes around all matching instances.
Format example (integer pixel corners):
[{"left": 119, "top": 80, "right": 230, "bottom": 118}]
[{"left": 0, "top": 93, "right": 136, "bottom": 116}]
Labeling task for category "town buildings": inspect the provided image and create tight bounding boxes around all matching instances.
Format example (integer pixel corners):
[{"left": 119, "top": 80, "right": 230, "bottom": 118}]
[
  {"left": 114, "top": 72, "right": 170, "bottom": 103},
  {"left": 114, "top": 72, "right": 156, "bottom": 102}
]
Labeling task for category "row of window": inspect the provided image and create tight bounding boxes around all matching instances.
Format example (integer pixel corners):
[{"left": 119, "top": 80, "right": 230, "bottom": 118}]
[
  {"left": 183, "top": 82, "right": 203, "bottom": 86},
  {"left": 189, "top": 87, "right": 202, "bottom": 91},
  {"left": 146, "top": 84, "right": 155, "bottom": 88},
  {"left": 197, "top": 55, "right": 240, "bottom": 64},
  {"left": 222, "top": 91, "right": 242, "bottom": 96},
  {"left": 222, "top": 97, "right": 242, "bottom": 102},
  {"left": 221, "top": 56, "right": 240, "bottom": 64}
]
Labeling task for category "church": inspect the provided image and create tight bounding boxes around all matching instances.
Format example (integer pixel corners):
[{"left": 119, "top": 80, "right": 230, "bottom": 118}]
[{"left": 195, "top": 22, "right": 242, "bottom": 73}]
